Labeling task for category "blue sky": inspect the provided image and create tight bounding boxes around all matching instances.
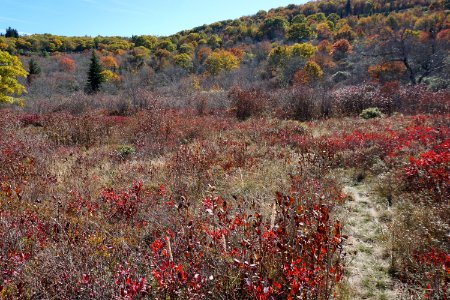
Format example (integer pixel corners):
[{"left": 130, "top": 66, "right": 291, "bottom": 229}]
[{"left": 1, "top": 0, "right": 306, "bottom": 37}]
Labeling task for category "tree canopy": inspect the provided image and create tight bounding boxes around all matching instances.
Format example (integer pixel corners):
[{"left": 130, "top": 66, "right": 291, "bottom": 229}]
[{"left": 0, "top": 50, "right": 28, "bottom": 104}]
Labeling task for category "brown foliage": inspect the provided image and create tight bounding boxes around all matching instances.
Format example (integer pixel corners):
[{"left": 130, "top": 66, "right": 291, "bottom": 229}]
[{"left": 228, "top": 86, "right": 268, "bottom": 120}]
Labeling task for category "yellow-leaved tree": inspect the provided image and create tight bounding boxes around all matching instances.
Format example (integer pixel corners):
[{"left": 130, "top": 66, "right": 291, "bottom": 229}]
[
  {"left": 0, "top": 50, "right": 28, "bottom": 105},
  {"left": 101, "top": 70, "right": 121, "bottom": 83},
  {"left": 205, "top": 50, "right": 239, "bottom": 76}
]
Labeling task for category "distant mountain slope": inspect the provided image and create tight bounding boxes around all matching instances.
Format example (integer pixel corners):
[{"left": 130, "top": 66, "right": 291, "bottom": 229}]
[
  {"left": 0, "top": 0, "right": 443, "bottom": 54},
  {"left": 1, "top": 0, "right": 448, "bottom": 91}
]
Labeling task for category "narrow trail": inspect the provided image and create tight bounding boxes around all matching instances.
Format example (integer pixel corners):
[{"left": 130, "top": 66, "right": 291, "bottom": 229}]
[{"left": 341, "top": 182, "right": 398, "bottom": 300}]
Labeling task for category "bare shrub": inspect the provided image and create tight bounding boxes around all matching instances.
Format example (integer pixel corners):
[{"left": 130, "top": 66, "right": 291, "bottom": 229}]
[
  {"left": 42, "top": 113, "right": 114, "bottom": 147},
  {"left": 397, "top": 85, "right": 450, "bottom": 115},
  {"left": 272, "top": 86, "right": 331, "bottom": 121},
  {"left": 331, "top": 84, "right": 389, "bottom": 116},
  {"left": 193, "top": 92, "right": 209, "bottom": 115},
  {"left": 125, "top": 88, "right": 159, "bottom": 111}
]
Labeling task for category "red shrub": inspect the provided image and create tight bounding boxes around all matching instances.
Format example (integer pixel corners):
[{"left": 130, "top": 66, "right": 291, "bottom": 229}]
[
  {"left": 101, "top": 181, "right": 143, "bottom": 220},
  {"left": 405, "top": 140, "right": 450, "bottom": 200},
  {"left": 410, "top": 249, "right": 450, "bottom": 299},
  {"left": 228, "top": 86, "right": 268, "bottom": 120}
]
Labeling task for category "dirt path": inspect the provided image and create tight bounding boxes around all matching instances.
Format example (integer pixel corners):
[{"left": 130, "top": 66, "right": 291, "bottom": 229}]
[{"left": 340, "top": 183, "right": 398, "bottom": 299}]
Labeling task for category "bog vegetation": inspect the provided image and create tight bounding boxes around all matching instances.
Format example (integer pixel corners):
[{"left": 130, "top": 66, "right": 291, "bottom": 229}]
[{"left": 0, "top": 0, "right": 449, "bottom": 299}]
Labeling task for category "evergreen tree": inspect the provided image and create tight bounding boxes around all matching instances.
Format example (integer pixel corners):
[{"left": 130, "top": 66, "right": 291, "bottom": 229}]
[
  {"left": 27, "top": 58, "right": 41, "bottom": 84},
  {"left": 85, "top": 51, "right": 104, "bottom": 94},
  {"left": 345, "top": 0, "right": 352, "bottom": 17},
  {"left": 5, "top": 27, "right": 19, "bottom": 38}
]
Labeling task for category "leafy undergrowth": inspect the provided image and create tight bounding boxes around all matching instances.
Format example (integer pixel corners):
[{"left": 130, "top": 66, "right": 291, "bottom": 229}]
[{"left": 0, "top": 109, "right": 448, "bottom": 299}]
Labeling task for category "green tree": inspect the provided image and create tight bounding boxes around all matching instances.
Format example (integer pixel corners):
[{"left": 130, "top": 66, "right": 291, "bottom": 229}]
[
  {"left": 173, "top": 53, "right": 193, "bottom": 71},
  {"left": 291, "top": 14, "right": 306, "bottom": 24},
  {"left": 132, "top": 35, "right": 157, "bottom": 50},
  {"left": 327, "top": 13, "right": 340, "bottom": 25},
  {"left": 345, "top": 0, "right": 352, "bottom": 17},
  {"left": 179, "top": 44, "right": 194, "bottom": 54},
  {"left": 207, "top": 35, "right": 222, "bottom": 49},
  {"left": 85, "top": 51, "right": 104, "bottom": 94},
  {"left": 307, "top": 13, "right": 326, "bottom": 23},
  {"left": 260, "top": 17, "right": 289, "bottom": 39},
  {"left": 5, "top": 27, "right": 19, "bottom": 38},
  {"left": 157, "top": 40, "right": 176, "bottom": 52},
  {"left": 288, "top": 23, "right": 312, "bottom": 41},
  {"left": 27, "top": 58, "right": 41, "bottom": 84},
  {"left": 0, "top": 50, "right": 28, "bottom": 104}
]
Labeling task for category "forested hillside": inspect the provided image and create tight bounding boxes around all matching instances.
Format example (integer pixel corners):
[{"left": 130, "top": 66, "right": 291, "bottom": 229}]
[{"left": 0, "top": 0, "right": 448, "bottom": 99}]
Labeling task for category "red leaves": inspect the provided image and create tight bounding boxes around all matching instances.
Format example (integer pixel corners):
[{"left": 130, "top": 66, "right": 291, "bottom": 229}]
[
  {"left": 67, "top": 190, "right": 98, "bottom": 215},
  {"left": 404, "top": 140, "right": 450, "bottom": 200},
  {"left": 107, "top": 182, "right": 345, "bottom": 299},
  {"left": 0, "top": 251, "right": 31, "bottom": 297},
  {"left": 114, "top": 265, "right": 147, "bottom": 299},
  {"left": 150, "top": 239, "right": 164, "bottom": 253},
  {"left": 18, "top": 114, "right": 42, "bottom": 127},
  {"left": 150, "top": 261, "right": 187, "bottom": 290},
  {"left": 201, "top": 197, "right": 213, "bottom": 210},
  {"left": 175, "top": 264, "right": 187, "bottom": 281},
  {"left": 158, "top": 184, "right": 166, "bottom": 196},
  {"left": 410, "top": 249, "right": 450, "bottom": 299},
  {"left": 80, "top": 273, "right": 90, "bottom": 285},
  {"left": 101, "top": 181, "right": 143, "bottom": 220}
]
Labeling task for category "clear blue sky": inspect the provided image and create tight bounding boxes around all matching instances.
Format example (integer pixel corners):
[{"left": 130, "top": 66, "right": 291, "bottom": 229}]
[{"left": 1, "top": 0, "right": 306, "bottom": 37}]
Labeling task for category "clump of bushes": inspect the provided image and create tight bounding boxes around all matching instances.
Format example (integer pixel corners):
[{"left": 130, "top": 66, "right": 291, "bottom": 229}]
[
  {"left": 116, "top": 144, "right": 135, "bottom": 159},
  {"left": 228, "top": 86, "right": 268, "bottom": 120},
  {"left": 360, "top": 107, "right": 383, "bottom": 119},
  {"left": 43, "top": 114, "right": 114, "bottom": 147},
  {"left": 19, "top": 114, "right": 42, "bottom": 127},
  {"left": 423, "top": 76, "right": 449, "bottom": 91}
]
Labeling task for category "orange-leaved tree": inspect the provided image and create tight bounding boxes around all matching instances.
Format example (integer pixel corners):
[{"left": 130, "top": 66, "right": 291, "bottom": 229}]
[{"left": 58, "top": 56, "right": 76, "bottom": 72}]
